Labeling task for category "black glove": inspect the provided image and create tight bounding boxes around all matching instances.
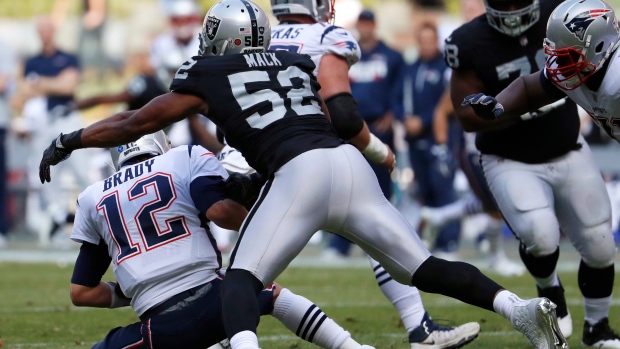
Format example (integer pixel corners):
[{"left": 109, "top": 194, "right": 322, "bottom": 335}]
[
  {"left": 224, "top": 172, "right": 267, "bottom": 210},
  {"left": 39, "top": 130, "right": 83, "bottom": 184},
  {"left": 461, "top": 93, "right": 505, "bottom": 120}
]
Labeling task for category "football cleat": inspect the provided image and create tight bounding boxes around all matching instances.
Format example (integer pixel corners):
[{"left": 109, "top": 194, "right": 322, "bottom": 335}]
[
  {"left": 582, "top": 318, "right": 620, "bottom": 349},
  {"left": 510, "top": 298, "right": 568, "bottom": 349},
  {"left": 360, "top": 346, "right": 376, "bottom": 349},
  {"left": 537, "top": 285, "right": 572, "bottom": 338},
  {"left": 409, "top": 312, "right": 480, "bottom": 349}
]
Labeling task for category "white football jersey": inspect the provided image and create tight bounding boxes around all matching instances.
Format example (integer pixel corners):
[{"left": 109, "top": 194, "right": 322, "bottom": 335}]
[
  {"left": 270, "top": 22, "right": 361, "bottom": 76},
  {"left": 558, "top": 52, "right": 620, "bottom": 143},
  {"left": 71, "top": 145, "right": 228, "bottom": 316}
]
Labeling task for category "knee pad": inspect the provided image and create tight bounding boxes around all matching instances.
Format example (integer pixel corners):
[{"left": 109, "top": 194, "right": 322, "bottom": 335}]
[
  {"left": 515, "top": 209, "right": 560, "bottom": 257},
  {"left": 577, "top": 222, "right": 617, "bottom": 268}
]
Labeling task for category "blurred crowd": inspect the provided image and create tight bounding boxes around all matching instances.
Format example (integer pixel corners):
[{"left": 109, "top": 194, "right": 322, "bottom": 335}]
[{"left": 0, "top": 0, "right": 619, "bottom": 261}]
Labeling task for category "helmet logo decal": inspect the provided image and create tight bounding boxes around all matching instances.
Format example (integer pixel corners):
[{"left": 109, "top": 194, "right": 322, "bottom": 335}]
[
  {"left": 565, "top": 9, "right": 611, "bottom": 40},
  {"left": 117, "top": 146, "right": 123, "bottom": 153},
  {"left": 206, "top": 16, "right": 221, "bottom": 40}
]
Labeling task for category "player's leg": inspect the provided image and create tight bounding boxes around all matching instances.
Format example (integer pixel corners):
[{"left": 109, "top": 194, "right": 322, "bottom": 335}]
[
  {"left": 368, "top": 257, "right": 481, "bottom": 348},
  {"left": 480, "top": 153, "right": 572, "bottom": 337},
  {"left": 337, "top": 145, "right": 566, "bottom": 349},
  {"left": 552, "top": 142, "right": 619, "bottom": 348},
  {"left": 268, "top": 283, "right": 372, "bottom": 348},
  {"left": 221, "top": 149, "right": 345, "bottom": 349},
  {"left": 92, "top": 323, "right": 145, "bottom": 349}
]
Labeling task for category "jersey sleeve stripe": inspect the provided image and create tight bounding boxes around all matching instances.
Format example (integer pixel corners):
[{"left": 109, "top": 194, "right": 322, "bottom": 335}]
[{"left": 320, "top": 25, "right": 340, "bottom": 44}]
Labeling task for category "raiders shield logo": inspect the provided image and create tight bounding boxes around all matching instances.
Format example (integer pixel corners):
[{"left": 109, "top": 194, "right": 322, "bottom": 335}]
[
  {"left": 207, "top": 16, "right": 222, "bottom": 40},
  {"left": 259, "top": 26, "right": 265, "bottom": 34}
]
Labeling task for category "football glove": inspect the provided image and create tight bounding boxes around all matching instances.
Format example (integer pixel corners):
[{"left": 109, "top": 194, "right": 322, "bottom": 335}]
[
  {"left": 39, "top": 134, "right": 72, "bottom": 183},
  {"left": 461, "top": 93, "right": 504, "bottom": 120},
  {"left": 225, "top": 172, "right": 267, "bottom": 210}
]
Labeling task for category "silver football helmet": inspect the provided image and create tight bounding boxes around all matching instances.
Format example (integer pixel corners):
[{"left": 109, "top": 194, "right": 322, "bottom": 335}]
[
  {"left": 110, "top": 131, "right": 171, "bottom": 170},
  {"left": 544, "top": 0, "right": 620, "bottom": 90},
  {"left": 271, "top": 0, "right": 333, "bottom": 23},
  {"left": 484, "top": 0, "right": 540, "bottom": 37},
  {"left": 199, "top": 0, "right": 271, "bottom": 56}
]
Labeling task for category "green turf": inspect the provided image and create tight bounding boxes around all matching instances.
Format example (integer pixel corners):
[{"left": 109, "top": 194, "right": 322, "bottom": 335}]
[{"left": 0, "top": 263, "right": 618, "bottom": 348}]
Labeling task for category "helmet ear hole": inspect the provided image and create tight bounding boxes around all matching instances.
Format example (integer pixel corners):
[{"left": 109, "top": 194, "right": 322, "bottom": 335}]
[{"left": 595, "top": 41, "right": 605, "bottom": 53}]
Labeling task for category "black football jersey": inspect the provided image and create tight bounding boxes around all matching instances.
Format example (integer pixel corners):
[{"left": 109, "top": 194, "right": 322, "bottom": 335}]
[
  {"left": 126, "top": 75, "right": 168, "bottom": 111},
  {"left": 445, "top": 0, "right": 580, "bottom": 163},
  {"left": 170, "top": 51, "right": 343, "bottom": 176}
]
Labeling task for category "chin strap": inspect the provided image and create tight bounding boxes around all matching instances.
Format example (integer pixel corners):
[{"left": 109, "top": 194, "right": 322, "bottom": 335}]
[{"left": 328, "top": 0, "right": 336, "bottom": 24}]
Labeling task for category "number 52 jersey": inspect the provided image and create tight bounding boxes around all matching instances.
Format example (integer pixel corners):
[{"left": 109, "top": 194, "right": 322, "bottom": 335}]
[
  {"left": 71, "top": 146, "right": 227, "bottom": 316},
  {"left": 170, "top": 51, "right": 343, "bottom": 177}
]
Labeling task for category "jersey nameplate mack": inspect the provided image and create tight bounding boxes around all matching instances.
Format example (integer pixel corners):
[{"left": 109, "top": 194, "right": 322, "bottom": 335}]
[{"left": 244, "top": 53, "right": 282, "bottom": 67}]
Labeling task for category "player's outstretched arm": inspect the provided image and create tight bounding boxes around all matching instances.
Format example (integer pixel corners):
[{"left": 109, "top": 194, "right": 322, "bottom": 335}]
[
  {"left": 39, "top": 92, "right": 207, "bottom": 183},
  {"left": 318, "top": 54, "right": 395, "bottom": 172},
  {"left": 494, "top": 71, "right": 564, "bottom": 119}
]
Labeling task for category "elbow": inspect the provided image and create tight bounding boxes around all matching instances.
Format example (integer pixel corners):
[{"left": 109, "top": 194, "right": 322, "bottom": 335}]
[{"left": 70, "top": 285, "right": 88, "bottom": 306}]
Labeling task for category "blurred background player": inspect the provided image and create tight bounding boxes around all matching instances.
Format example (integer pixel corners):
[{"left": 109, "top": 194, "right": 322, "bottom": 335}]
[
  {"left": 69, "top": 131, "right": 375, "bottom": 349},
  {"left": 448, "top": 0, "right": 619, "bottom": 346},
  {"left": 12, "top": 17, "right": 89, "bottom": 246},
  {"left": 397, "top": 21, "right": 462, "bottom": 257},
  {"left": 324, "top": 9, "right": 405, "bottom": 259},
  {"left": 0, "top": 39, "right": 16, "bottom": 248}
]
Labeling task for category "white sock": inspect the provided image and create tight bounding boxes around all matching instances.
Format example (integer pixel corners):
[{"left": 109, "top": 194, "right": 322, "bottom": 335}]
[
  {"left": 370, "top": 258, "right": 425, "bottom": 332},
  {"left": 534, "top": 271, "right": 560, "bottom": 289},
  {"left": 272, "top": 288, "right": 353, "bottom": 349},
  {"left": 230, "top": 331, "right": 259, "bottom": 349},
  {"left": 584, "top": 296, "right": 611, "bottom": 325},
  {"left": 493, "top": 290, "right": 527, "bottom": 321}
]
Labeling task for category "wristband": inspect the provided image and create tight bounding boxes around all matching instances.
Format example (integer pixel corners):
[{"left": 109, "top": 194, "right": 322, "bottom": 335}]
[
  {"left": 107, "top": 282, "right": 131, "bottom": 309},
  {"left": 362, "top": 133, "right": 389, "bottom": 163},
  {"left": 60, "top": 129, "right": 84, "bottom": 150}
]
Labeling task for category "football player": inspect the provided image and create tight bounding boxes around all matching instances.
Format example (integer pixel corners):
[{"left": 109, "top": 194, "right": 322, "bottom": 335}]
[
  {"left": 452, "top": 0, "right": 619, "bottom": 347},
  {"left": 69, "top": 130, "right": 376, "bottom": 349},
  {"left": 39, "top": 1, "right": 568, "bottom": 349},
  {"left": 219, "top": 1, "right": 481, "bottom": 347}
]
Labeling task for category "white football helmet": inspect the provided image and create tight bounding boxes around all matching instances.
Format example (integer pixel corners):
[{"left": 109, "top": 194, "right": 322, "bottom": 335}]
[
  {"left": 544, "top": 0, "right": 620, "bottom": 90},
  {"left": 484, "top": 0, "right": 540, "bottom": 37},
  {"left": 271, "top": 0, "right": 334, "bottom": 23},
  {"left": 199, "top": 0, "right": 271, "bottom": 56},
  {"left": 110, "top": 131, "right": 171, "bottom": 170}
]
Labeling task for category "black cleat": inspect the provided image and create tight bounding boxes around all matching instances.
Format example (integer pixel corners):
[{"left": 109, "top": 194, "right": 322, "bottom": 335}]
[{"left": 582, "top": 317, "right": 620, "bottom": 348}]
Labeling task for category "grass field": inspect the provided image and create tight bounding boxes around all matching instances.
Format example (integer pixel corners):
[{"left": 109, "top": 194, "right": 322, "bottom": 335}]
[{"left": 0, "top": 262, "right": 619, "bottom": 349}]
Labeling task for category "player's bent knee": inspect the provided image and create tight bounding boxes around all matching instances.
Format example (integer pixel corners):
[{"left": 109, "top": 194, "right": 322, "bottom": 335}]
[
  {"left": 579, "top": 224, "right": 617, "bottom": 268},
  {"left": 518, "top": 210, "right": 559, "bottom": 257}
]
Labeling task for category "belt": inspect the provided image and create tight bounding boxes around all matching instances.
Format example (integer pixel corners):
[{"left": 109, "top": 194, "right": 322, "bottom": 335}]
[{"left": 140, "top": 282, "right": 209, "bottom": 320}]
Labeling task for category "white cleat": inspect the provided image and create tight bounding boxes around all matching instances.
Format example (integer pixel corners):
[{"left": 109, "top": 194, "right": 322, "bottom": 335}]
[
  {"left": 488, "top": 255, "right": 526, "bottom": 277},
  {"left": 410, "top": 312, "right": 480, "bottom": 349},
  {"left": 511, "top": 298, "right": 569, "bottom": 349}
]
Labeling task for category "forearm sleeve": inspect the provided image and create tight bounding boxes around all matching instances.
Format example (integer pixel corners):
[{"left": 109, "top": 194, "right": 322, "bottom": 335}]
[
  {"left": 71, "top": 240, "right": 112, "bottom": 287},
  {"left": 324, "top": 92, "right": 365, "bottom": 141}
]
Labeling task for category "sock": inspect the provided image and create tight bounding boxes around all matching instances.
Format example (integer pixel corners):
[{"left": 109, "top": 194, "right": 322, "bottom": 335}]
[
  {"left": 221, "top": 270, "right": 263, "bottom": 340},
  {"left": 519, "top": 244, "right": 560, "bottom": 289},
  {"left": 411, "top": 256, "right": 502, "bottom": 312},
  {"left": 272, "top": 288, "right": 354, "bottom": 348},
  {"left": 370, "top": 258, "right": 425, "bottom": 332},
  {"left": 493, "top": 290, "right": 527, "bottom": 321},
  {"left": 535, "top": 272, "right": 560, "bottom": 289},
  {"left": 230, "top": 331, "right": 259, "bottom": 349},
  {"left": 584, "top": 296, "right": 612, "bottom": 325}
]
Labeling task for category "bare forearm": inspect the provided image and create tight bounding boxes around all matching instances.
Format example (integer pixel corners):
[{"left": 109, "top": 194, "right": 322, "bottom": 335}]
[
  {"left": 79, "top": 110, "right": 148, "bottom": 148},
  {"left": 348, "top": 122, "right": 371, "bottom": 149},
  {"left": 207, "top": 199, "right": 248, "bottom": 231},
  {"left": 70, "top": 282, "right": 112, "bottom": 308}
]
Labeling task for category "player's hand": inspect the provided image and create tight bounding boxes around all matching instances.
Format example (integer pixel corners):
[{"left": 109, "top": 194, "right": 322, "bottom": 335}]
[
  {"left": 462, "top": 93, "right": 504, "bottom": 120},
  {"left": 39, "top": 134, "right": 72, "bottom": 184},
  {"left": 225, "top": 172, "right": 266, "bottom": 210},
  {"left": 381, "top": 144, "right": 396, "bottom": 173}
]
